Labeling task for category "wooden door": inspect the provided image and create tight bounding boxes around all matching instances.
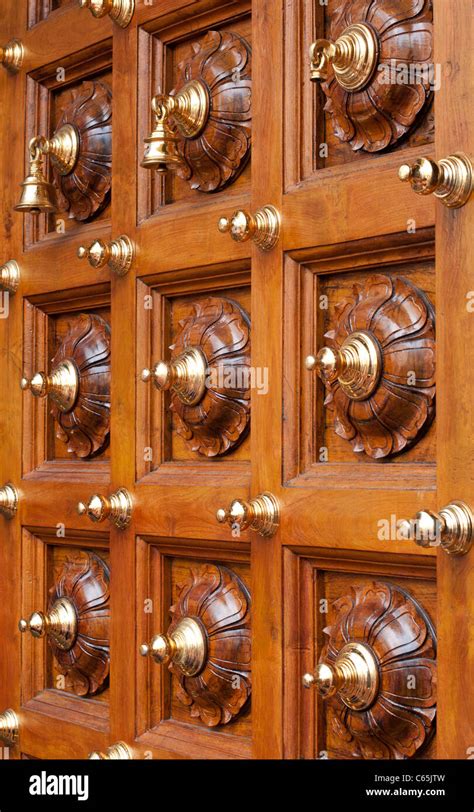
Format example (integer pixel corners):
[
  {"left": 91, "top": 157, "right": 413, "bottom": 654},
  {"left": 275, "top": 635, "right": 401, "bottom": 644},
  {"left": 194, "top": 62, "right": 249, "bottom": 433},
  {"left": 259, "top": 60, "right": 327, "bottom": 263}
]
[{"left": 0, "top": 0, "right": 472, "bottom": 763}]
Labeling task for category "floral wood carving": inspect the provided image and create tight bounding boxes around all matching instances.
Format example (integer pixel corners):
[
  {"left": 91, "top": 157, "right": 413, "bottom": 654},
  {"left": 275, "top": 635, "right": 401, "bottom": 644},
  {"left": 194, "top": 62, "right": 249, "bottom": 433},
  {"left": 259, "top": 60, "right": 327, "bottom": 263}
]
[
  {"left": 168, "top": 564, "right": 251, "bottom": 727},
  {"left": 53, "top": 80, "right": 112, "bottom": 220},
  {"left": 48, "top": 551, "right": 110, "bottom": 697},
  {"left": 322, "top": 274, "right": 435, "bottom": 459},
  {"left": 322, "top": 581, "right": 436, "bottom": 759},
  {"left": 321, "top": 0, "right": 434, "bottom": 152},
  {"left": 170, "top": 297, "right": 251, "bottom": 457},
  {"left": 50, "top": 313, "right": 111, "bottom": 458},
  {"left": 172, "top": 30, "right": 252, "bottom": 192}
]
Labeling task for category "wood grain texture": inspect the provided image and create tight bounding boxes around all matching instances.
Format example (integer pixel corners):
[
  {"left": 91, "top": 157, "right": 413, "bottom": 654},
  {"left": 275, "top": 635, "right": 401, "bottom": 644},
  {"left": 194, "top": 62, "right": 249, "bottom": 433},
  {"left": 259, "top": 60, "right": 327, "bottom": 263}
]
[
  {"left": 171, "top": 29, "right": 252, "bottom": 193},
  {"left": 170, "top": 296, "right": 251, "bottom": 457},
  {"left": 53, "top": 80, "right": 112, "bottom": 221},
  {"left": 167, "top": 563, "right": 251, "bottom": 726},
  {"left": 321, "top": 274, "right": 436, "bottom": 459},
  {"left": 47, "top": 551, "right": 110, "bottom": 697},
  {"left": 320, "top": 0, "right": 434, "bottom": 153},
  {"left": 49, "top": 312, "right": 111, "bottom": 459}
]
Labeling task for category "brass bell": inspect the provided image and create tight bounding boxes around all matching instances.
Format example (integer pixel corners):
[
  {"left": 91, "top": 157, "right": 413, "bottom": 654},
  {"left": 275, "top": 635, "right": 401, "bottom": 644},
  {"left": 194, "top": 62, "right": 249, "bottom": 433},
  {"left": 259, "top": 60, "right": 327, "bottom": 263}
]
[
  {"left": 141, "top": 96, "right": 183, "bottom": 174},
  {"left": 14, "top": 139, "right": 57, "bottom": 215}
]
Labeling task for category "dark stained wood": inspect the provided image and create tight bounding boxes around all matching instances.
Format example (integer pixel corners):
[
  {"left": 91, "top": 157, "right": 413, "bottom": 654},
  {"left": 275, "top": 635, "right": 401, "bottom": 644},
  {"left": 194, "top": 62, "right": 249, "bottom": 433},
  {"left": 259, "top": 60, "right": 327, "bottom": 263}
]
[
  {"left": 53, "top": 79, "right": 112, "bottom": 221},
  {"left": 49, "top": 312, "right": 111, "bottom": 458},
  {"left": 170, "top": 296, "right": 251, "bottom": 457},
  {"left": 47, "top": 551, "right": 110, "bottom": 696},
  {"left": 320, "top": 274, "right": 436, "bottom": 459}
]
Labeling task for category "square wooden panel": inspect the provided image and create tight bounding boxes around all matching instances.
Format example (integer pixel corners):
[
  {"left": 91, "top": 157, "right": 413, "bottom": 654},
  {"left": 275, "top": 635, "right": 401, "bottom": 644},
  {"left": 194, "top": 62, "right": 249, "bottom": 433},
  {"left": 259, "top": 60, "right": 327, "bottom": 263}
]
[
  {"left": 137, "top": 3, "right": 251, "bottom": 222},
  {"left": 136, "top": 263, "right": 251, "bottom": 486},
  {"left": 136, "top": 537, "right": 252, "bottom": 759},
  {"left": 283, "top": 231, "right": 436, "bottom": 489},
  {"left": 22, "top": 284, "right": 111, "bottom": 481},
  {"left": 24, "top": 44, "right": 112, "bottom": 247},
  {"left": 284, "top": 0, "right": 435, "bottom": 189},
  {"left": 20, "top": 528, "right": 110, "bottom": 734},
  {"left": 283, "top": 547, "right": 437, "bottom": 760},
  {"left": 28, "top": 0, "right": 75, "bottom": 27}
]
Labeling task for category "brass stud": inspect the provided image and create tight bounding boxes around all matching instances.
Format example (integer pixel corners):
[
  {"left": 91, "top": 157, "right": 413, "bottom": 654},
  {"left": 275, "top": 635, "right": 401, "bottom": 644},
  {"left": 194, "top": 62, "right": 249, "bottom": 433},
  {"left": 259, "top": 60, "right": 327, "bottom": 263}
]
[
  {"left": 20, "top": 359, "right": 79, "bottom": 413},
  {"left": 218, "top": 206, "right": 281, "bottom": 251},
  {"left": 309, "top": 23, "right": 379, "bottom": 91},
  {"left": 140, "top": 617, "right": 207, "bottom": 677},
  {"left": 89, "top": 742, "right": 132, "bottom": 760},
  {"left": 399, "top": 153, "right": 473, "bottom": 208},
  {"left": 0, "top": 260, "right": 20, "bottom": 294},
  {"left": 399, "top": 501, "right": 473, "bottom": 556},
  {"left": 141, "top": 347, "right": 207, "bottom": 407},
  {"left": 306, "top": 330, "right": 382, "bottom": 401},
  {"left": 216, "top": 492, "right": 280, "bottom": 538},
  {"left": 303, "top": 642, "right": 380, "bottom": 711},
  {"left": 77, "top": 235, "right": 134, "bottom": 276},
  {"left": 0, "top": 484, "right": 19, "bottom": 519},
  {"left": 0, "top": 39, "right": 24, "bottom": 73},
  {"left": 19, "top": 597, "right": 77, "bottom": 651},
  {"left": 0, "top": 709, "right": 19, "bottom": 746},
  {"left": 78, "top": 0, "right": 135, "bottom": 28},
  {"left": 77, "top": 488, "right": 133, "bottom": 529}
]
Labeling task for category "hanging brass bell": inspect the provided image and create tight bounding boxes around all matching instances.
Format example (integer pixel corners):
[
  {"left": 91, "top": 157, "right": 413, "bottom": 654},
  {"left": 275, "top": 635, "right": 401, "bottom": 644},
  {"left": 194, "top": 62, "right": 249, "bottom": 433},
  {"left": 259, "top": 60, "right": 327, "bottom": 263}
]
[
  {"left": 14, "top": 141, "right": 57, "bottom": 215},
  {"left": 141, "top": 96, "right": 183, "bottom": 174}
]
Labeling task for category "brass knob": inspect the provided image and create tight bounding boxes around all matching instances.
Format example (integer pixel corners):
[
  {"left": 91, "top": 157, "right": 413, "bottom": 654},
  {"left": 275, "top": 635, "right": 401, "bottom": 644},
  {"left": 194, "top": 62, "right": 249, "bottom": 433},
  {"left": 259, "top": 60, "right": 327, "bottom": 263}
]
[
  {"left": 306, "top": 330, "right": 381, "bottom": 401},
  {"left": 399, "top": 501, "right": 473, "bottom": 557},
  {"left": 141, "top": 347, "right": 207, "bottom": 407},
  {"left": 89, "top": 742, "right": 132, "bottom": 760},
  {"left": 216, "top": 492, "right": 280, "bottom": 538},
  {"left": 0, "top": 709, "right": 19, "bottom": 746},
  {"left": 399, "top": 154, "right": 473, "bottom": 209},
  {"left": 19, "top": 597, "right": 77, "bottom": 651},
  {"left": 218, "top": 205, "right": 281, "bottom": 251},
  {"left": 303, "top": 642, "right": 379, "bottom": 711},
  {"left": 140, "top": 617, "right": 207, "bottom": 677},
  {"left": 77, "top": 488, "right": 132, "bottom": 529},
  {"left": 0, "top": 260, "right": 20, "bottom": 294},
  {"left": 21, "top": 359, "right": 79, "bottom": 413},
  {"left": 0, "top": 39, "right": 23, "bottom": 73},
  {"left": 142, "top": 81, "right": 209, "bottom": 175},
  {"left": 309, "top": 23, "right": 379, "bottom": 91},
  {"left": 78, "top": 0, "right": 134, "bottom": 27},
  {"left": 77, "top": 235, "right": 134, "bottom": 276},
  {"left": 0, "top": 483, "right": 19, "bottom": 519},
  {"left": 15, "top": 126, "right": 80, "bottom": 215}
]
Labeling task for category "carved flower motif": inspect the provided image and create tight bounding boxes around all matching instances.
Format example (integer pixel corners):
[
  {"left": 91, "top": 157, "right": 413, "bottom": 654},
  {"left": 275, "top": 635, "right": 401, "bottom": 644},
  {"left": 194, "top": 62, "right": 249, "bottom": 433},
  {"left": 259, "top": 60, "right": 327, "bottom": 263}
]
[
  {"left": 54, "top": 80, "right": 112, "bottom": 220},
  {"left": 173, "top": 30, "right": 252, "bottom": 192},
  {"left": 322, "top": 0, "right": 433, "bottom": 151},
  {"left": 171, "top": 297, "right": 251, "bottom": 457},
  {"left": 49, "top": 552, "right": 110, "bottom": 697},
  {"left": 169, "top": 564, "right": 251, "bottom": 727},
  {"left": 50, "top": 313, "right": 111, "bottom": 459},
  {"left": 323, "top": 274, "right": 435, "bottom": 459},
  {"left": 322, "top": 581, "right": 436, "bottom": 759}
]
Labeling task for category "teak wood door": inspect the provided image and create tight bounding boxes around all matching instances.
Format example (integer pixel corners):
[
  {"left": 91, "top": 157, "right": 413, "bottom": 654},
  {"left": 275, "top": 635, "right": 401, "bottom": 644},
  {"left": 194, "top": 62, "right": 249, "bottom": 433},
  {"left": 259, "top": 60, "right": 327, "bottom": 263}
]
[{"left": 0, "top": 0, "right": 472, "bottom": 761}]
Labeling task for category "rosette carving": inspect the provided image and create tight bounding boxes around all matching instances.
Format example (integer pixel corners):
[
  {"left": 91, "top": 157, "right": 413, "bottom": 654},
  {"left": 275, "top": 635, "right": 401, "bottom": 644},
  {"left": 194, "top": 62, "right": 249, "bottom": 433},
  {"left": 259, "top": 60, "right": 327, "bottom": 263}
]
[
  {"left": 48, "top": 552, "right": 110, "bottom": 697},
  {"left": 170, "top": 297, "right": 251, "bottom": 457},
  {"left": 320, "top": 581, "right": 436, "bottom": 759},
  {"left": 50, "top": 313, "right": 111, "bottom": 458},
  {"left": 53, "top": 80, "right": 112, "bottom": 220},
  {"left": 172, "top": 30, "right": 252, "bottom": 192},
  {"left": 169, "top": 564, "right": 251, "bottom": 727},
  {"left": 320, "top": 274, "right": 435, "bottom": 459},
  {"left": 319, "top": 0, "right": 433, "bottom": 152}
]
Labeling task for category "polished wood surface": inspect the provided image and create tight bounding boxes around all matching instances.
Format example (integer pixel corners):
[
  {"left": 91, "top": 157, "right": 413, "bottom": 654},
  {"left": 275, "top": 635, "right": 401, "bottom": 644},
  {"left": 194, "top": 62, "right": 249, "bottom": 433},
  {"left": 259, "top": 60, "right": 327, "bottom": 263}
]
[{"left": 0, "top": 0, "right": 471, "bottom": 761}]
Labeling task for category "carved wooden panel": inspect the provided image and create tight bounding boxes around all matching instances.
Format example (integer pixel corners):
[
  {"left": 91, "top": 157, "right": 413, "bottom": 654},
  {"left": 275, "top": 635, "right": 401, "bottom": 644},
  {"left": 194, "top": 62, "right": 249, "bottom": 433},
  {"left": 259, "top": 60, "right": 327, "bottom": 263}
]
[
  {"left": 170, "top": 297, "right": 251, "bottom": 457},
  {"left": 320, "top": 274, "right": 436, "bottom": 459},
  {"left": 49, "top": 313, "right": 111, "bottom": 459},
  {"left": 47, "top": 551, "right": 110, "bottom": 697},
  {"left": 319, "top": 0, "right": 434, "bottom": 153},
  {"left": 167, "top": 563, "right": 251, "bottom": 727},
  {"left": 319, "top": 580, "right": 436, "bottom": 759},
  {"left": 171, "top": 30, "right": 252, "bottom": 193},
  {"left": 52, "top": 80, "right": 112, "bottom": 221}
]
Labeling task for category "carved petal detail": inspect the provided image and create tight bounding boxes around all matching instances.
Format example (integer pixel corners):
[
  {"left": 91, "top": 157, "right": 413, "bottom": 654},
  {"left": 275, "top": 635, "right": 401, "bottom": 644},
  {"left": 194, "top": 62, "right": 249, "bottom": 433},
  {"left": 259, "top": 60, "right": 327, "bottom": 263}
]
[
  {"left": 50, "top": 313, "right": 111, "bottom": 459},
  {"left": 322, "top": 0, "right": 433, "bottom": 151},
  {"left": 53, "top": 80, "right": 112, "bottom": 220},
  {"left": 48, "top": 552, "right": 110, "bottom": 697},
  {"left": 323, "top": 274, "right": 435, "bottom": 459},
  {"left": 170, "top": 297, "right": 251, "bottom": 457},
  {"left": 322, "top": 581, "right": 436, "bottom": 759},
  {"left": 169, "top": 564, "right": 251, "bottom": 727},
  {"left": 173, "top": 30, "right": 252, "bottom": 192}
]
